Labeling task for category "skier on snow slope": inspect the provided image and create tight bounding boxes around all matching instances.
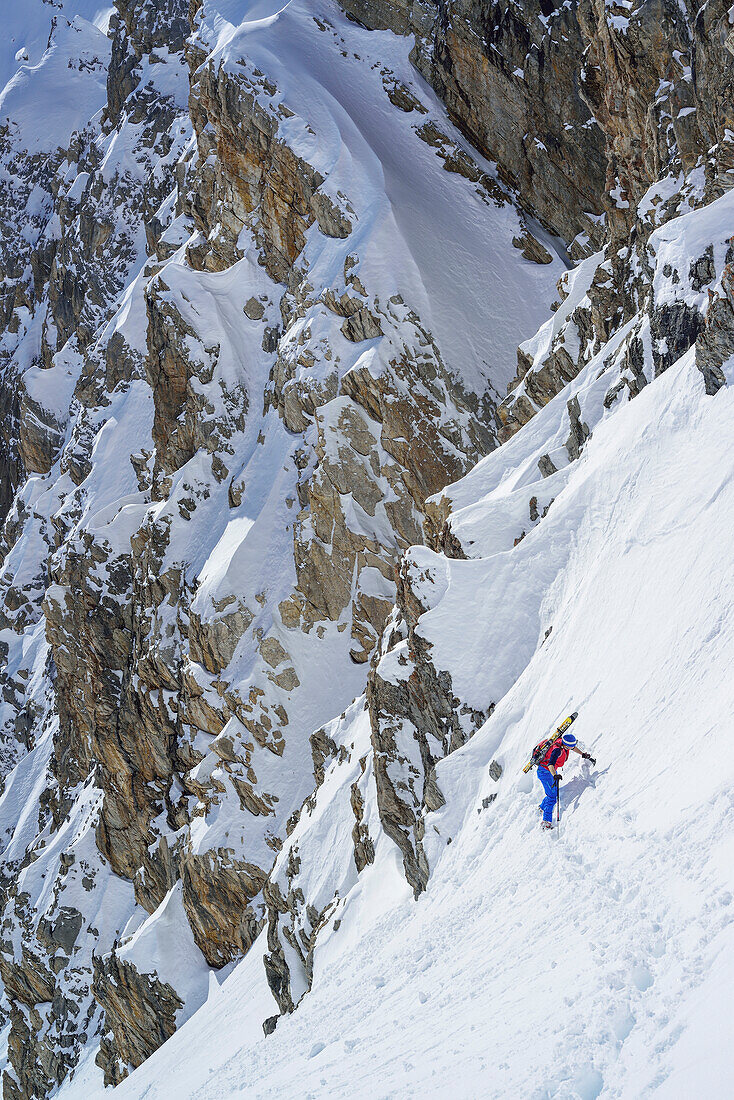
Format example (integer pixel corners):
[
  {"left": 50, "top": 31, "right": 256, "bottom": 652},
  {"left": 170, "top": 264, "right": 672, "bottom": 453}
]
[{"left": 537, "top": 732, "right": 595, "bottom": 830}]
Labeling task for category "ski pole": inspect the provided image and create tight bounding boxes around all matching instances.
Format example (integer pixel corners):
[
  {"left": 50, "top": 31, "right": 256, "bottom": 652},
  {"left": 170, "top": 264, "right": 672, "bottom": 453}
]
[{"left": 556, "top": 777, "right": 561, "bottom": 832}]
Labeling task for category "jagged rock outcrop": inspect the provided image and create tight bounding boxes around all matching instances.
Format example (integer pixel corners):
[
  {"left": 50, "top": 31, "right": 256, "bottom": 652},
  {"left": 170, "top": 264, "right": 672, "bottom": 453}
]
[
  {"left": 0, "top": 3, "right": 192, "bottom": 1094},
  {"left": 366, "top": 556, "right": 490, "bottom": 895},
  {"left": 185, "top": 38, "right": 352, "bottom": 279},
  {"left": 496, "top": 0, "right": 734, "bottom": 440},
  {"left": 93, "top": 954, "right": 183, "bottom": 1087},
  {"left": 696, "top": 261, "right": 734, "bottom": 395},
  {"left": 258, "top": 547, "right": 493, "bottom": 1026}
]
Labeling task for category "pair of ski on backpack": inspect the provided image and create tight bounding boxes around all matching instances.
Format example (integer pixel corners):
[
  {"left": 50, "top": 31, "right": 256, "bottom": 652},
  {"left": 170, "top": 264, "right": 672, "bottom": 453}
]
[{"left": 522, "top": 711, "right": 578, "bottom": 773}]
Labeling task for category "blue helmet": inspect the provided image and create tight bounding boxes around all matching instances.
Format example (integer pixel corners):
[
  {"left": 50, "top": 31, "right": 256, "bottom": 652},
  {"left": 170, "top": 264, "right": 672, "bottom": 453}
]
[{"left": 562, "top": 732, "right": 577, "bottom": 747}]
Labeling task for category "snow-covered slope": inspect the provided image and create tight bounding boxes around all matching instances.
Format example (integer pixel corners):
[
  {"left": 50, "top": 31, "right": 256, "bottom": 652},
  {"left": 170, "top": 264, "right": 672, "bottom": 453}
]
[
  {"left": 0, "top": 0, "right": 568, "bottom": 1093},
  {"left": 0, "top": 0, "right": 733, "bottom": 1096},
  {"left": 66, "top": 271, "right": 734, "bottom": 1100}
]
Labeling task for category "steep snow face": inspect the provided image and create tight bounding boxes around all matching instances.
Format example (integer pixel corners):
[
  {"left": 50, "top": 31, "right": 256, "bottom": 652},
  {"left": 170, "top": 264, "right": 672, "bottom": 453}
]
[
  {"left": 189, "top": 0, "right": 563, "bottom": 391},
  {"left": 68, "top": 276, "right": 734, "bottom": 1100},
  {"left": 67, "top": 101, "right": 734, "bottom": 1094},
  {"left": 0, "top": 15, "right": 109, "bottom": 156},
  {"left": 0, "top": 0, "right": 568, "bottom": 1094},
  {"left": 1, "top": 0, "right": 733, "bottom": 1096}
]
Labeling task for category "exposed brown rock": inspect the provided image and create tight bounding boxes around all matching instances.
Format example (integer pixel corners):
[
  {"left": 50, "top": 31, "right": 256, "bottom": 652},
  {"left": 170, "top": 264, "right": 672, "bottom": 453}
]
[
  {"left": 180, "top": 849, "right": 267, "bottom": 967},
  {"left": 93, "top": 954, "right": 184, "bottom": 1087},
  {"left": 367, "top": 555, "right": 491, "bottom": 897},
  {"left": 342, "top": 0, "right": 607, "bottom": 246},
  {"left": 186, "top": 59, "right": 352, "bottom": 280},
  {"left": 696, "top": 264, "right": 734, "bottom": 395}
]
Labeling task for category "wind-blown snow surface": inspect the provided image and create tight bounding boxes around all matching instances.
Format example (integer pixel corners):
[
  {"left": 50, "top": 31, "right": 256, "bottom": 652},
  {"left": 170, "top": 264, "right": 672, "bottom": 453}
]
[{"left": 62, "top": 309, "right": 734, "bottom": 1096}]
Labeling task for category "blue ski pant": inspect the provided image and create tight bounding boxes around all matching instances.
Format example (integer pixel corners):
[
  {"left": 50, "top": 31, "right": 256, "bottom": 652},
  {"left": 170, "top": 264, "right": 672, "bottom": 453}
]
[{"left": 537, "top": 766, "right": 558, "bottom": 823}]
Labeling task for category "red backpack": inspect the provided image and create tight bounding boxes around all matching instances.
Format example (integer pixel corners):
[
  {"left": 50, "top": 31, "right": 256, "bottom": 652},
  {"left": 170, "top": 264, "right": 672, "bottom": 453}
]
[
  {"left": 522, "top": 711, "right": 578, "bottom": 773},
  {"left": 532, "top": 734, "right": 560, "bottom": 767},
  {"left": 538, "top": 739, "right": 569, "bottom": 769}
]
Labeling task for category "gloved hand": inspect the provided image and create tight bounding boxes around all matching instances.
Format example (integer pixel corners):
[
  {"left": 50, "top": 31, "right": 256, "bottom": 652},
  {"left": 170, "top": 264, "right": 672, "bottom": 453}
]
[
  {"left": 583, "top": 753, "right": 596, "bottom": 765},
  {"left": 553, "top": 773, "right": 561, "bottom": 785}
]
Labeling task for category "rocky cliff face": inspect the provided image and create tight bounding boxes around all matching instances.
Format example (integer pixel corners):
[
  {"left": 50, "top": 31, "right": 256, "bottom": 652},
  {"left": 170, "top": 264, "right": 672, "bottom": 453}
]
[
  {"left": 0, "top": 0, "right": 731, "bottom": 1095},
  {"left": 497, "top": 0, "right": 734, "bottom": 437},
  {"left": 340, "top": 0, "right": 608, "bottom": 251}
]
